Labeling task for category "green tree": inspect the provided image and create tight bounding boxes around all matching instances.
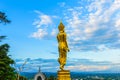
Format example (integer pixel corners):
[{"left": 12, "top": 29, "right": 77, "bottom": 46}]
[
  {"left": 19, "top": 75, "right": 28, "bottom": 80},
  {"left": 48, "top": 75, "right": 55, "bottom": 80},
  {"left": 0, "top": 11, "right": 11, "bottom": 24},
  {"left": 0, "top": 11, "right": 16, "bottom": 80},
  {"left": 0, "top": 43, "right": 16, "bottom": 80}
]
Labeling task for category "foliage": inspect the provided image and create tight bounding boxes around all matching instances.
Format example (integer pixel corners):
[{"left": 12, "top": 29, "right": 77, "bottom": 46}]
[
  {"left": 0, "top": 11, "right": 16, "bottom": 80},
  {"left": 0, "top": 11, "right": 28, "bottom": 80},
  {"left": 18, "top": 75, "right": 28, "bottom": 80},
  {"left": 0, "top": 43, "right": 16, "bottom": 79},
  {"left": 0, "top": 11, "right": 11, "bottom": 24},
  {"left": 0, "top": 36, "right": 6, "bottom": 42},
  {"left": 47, "top": 75, "right": 56, "bottom": 80}
]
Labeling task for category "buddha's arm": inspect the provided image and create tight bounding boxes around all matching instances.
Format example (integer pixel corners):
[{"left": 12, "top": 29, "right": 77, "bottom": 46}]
[
  {"left": 57, "top": 34, "right": 60, "bottom": 43},
  {"left": 64, "top": 33, "right": 70, "bottom": 52}
]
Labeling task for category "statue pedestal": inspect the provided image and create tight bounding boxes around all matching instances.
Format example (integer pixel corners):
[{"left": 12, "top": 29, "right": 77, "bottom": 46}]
[{"left": 57, "top": 70, "right": 71, "bottom": 80}]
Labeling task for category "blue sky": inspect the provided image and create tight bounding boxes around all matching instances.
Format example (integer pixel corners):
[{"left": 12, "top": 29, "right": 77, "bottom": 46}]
[{"left": 0, "top": 0, "right": 120, "bottom": 72}]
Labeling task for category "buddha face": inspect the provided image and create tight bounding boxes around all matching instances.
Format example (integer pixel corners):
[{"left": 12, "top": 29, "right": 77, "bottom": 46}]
[{"left": 58, "top": 23, "right": 65, "bottom": 31}]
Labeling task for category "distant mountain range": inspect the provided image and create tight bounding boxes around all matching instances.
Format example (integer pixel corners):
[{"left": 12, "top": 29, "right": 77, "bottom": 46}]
[{"left": 20, "top": 72, "right": 120, "bottom": 79}]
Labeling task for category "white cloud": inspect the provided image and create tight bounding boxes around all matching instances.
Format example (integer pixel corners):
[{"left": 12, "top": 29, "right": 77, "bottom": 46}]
[
  {"left": 115, "top": 19, "right": 120, "bottom": 30},
  {"left": 31, "top": 0, "right": 120, "bottom": 51},
  {"left": 51, "top": 29, "right": 57, "bottom": 36},
  {"left": 58, "top": 2, "right": 66, "bottom": 7},
  {"left": 15, "top": 58, "right": 120, "bottom": 72},
  {"left": 33, "top": 10, "right": 52, "bottom": 28},
  {"left": 63, "top": 0, "right": 120, "bottom": 51},
  {"left": 98, "top": 44, "right": 109, "bottom": 51},
  {"left": 66, "top": 9, "right": 82, "bottom": 29},
  {"left": 31, "top": 10, "right": 58, "bottom": 39},
  {"left": 66, "top": 65, "right": 110, "bottom": 71},
  {"left": 31, "top": 29, "right": 48, "bottom": 39}
]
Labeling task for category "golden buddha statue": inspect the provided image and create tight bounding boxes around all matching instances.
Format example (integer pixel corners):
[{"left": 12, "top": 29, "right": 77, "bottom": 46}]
[{"left": 57, "top": 21, "right": 70, "bottom": 70}]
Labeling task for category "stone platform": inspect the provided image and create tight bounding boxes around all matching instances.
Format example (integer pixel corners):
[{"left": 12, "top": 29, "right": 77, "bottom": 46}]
[{"left": 57, "top": 70, "right": 71, "bottom": 80}]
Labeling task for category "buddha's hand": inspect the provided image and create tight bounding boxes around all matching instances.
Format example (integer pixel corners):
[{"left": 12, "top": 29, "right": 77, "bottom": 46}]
[{"left": 68, "top": 48, "right": 70, "bottom": 52}]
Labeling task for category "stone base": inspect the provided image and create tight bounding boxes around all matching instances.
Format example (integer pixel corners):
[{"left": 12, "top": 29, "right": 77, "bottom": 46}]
[{"left": 57, "top": 70, "right": 71, "bottom": 80}]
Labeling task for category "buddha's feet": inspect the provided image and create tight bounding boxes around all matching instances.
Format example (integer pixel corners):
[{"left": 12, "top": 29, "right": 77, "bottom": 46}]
[{"left": 60, "top": 65, "right": 64, "bottom": 70}]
